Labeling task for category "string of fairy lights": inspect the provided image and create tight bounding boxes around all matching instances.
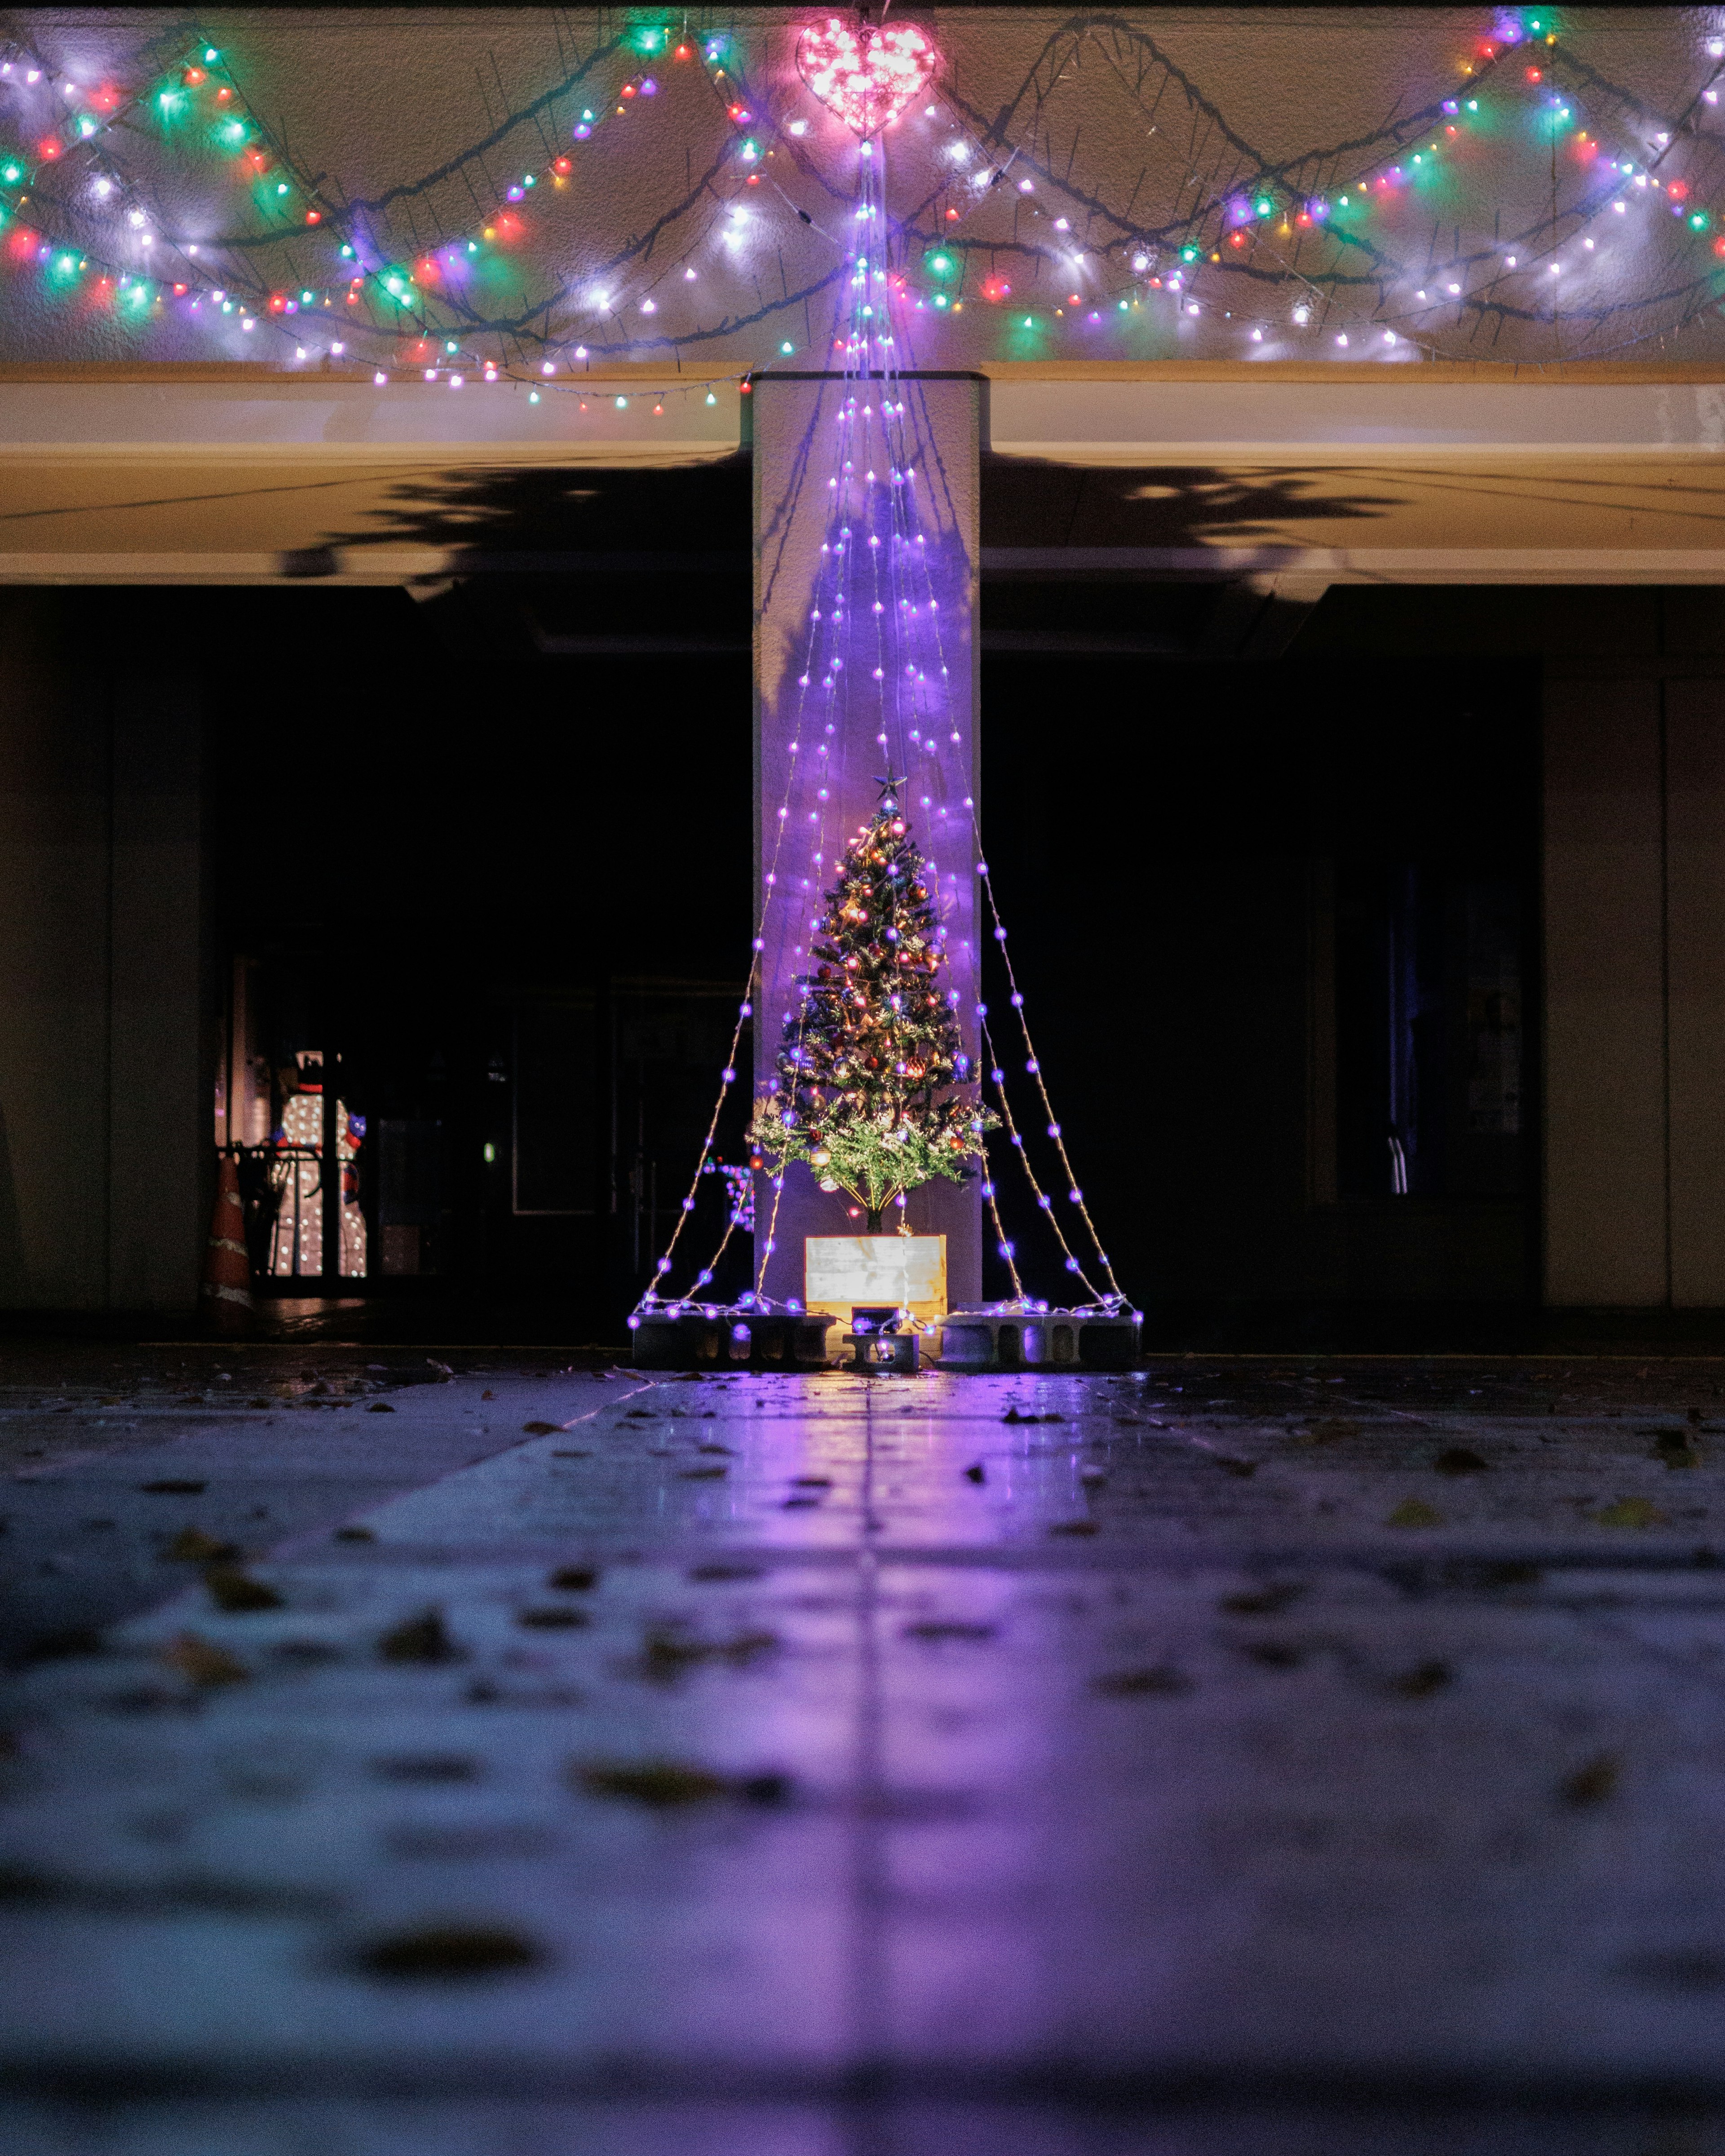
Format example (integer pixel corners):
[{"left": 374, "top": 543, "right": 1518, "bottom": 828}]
[
  {"left": 634, "top": 105, "right": 1125, "bottom": 1330},
  {"left": 924, "top": 17, "right": 1725, "bottom": 360},
  {"left": 13, "top": 9, "right": 1725, "bottom": 1315},
  {"left": 7, "top": 12, "right": 1725, "bottom": 381}
]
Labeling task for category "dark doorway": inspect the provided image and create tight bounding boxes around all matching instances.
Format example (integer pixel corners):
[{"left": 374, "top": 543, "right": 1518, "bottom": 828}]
[
  {"left": 979, "top": 643, "right": 1541, "bottom": 1338},
  {"left": 205, "top": 585, "right": 753, "bottom": 1330}
]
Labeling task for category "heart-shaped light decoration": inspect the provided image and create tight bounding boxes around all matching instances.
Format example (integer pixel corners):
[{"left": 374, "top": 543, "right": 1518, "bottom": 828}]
[{"left": 797, "top": 17, "right": 939, "bottom": 139}]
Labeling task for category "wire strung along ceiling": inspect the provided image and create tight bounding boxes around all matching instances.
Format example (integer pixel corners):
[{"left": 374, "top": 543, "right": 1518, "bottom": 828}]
[{"left": 3, "top": 10, "right": 1725, "bottom": 385}]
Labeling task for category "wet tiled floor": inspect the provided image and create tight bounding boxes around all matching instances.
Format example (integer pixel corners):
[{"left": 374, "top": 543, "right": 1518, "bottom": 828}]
[{"left": 9, "top": 1354, "right": 1725, "bottom": 2149}]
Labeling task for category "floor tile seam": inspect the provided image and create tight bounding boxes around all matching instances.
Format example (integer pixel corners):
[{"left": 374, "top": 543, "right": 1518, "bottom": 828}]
[
  {"left": 128, "top": 1539, "right": 1725, "bottom": 1572},
  {"left": 7, "top": 2059, "right": 1725, "bottom": 2105}
]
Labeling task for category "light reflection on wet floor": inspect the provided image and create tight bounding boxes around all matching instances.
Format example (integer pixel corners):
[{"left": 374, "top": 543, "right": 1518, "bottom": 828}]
[{"left": 9, "top": 1363, "right": 1725, "bottom": 2146}]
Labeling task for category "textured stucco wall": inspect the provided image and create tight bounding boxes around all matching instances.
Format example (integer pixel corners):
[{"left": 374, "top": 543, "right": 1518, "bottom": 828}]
[{"left": 2, "top": 8, "right": 1724, "bottom": 379}]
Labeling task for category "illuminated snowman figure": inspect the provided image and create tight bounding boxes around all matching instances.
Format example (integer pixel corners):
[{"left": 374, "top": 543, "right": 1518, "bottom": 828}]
[{"left": 268, "top": 1056, "right": 367, "bottom": 1277}]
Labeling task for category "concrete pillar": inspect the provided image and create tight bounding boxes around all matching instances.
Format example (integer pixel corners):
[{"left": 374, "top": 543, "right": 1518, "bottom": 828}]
[
  {"left": 752, "top": 375, "right": 983, "bottom": 1312},
  {"left": 1666, "top": 680, "right": 1725, "bottom": 1306},
  {"left": 1543, "top": 679, "right": 1667, "bottom": 1305},
  {"left": 108, "top": 679, "right": 205, "bottom": 1311},
  {"left": 1547, "top": 671, "right": 1725, "bottom": 1309},
  {"left": 0, "top": 593, "right": 204, "bottom": 1312}
]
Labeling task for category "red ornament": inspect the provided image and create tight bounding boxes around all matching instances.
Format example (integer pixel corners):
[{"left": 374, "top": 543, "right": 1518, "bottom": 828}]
[{"left": 796, "top": 17, "right": 938, "bottom": 139}]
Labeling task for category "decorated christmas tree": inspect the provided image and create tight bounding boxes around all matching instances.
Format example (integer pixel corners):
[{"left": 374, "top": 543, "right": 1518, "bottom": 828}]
[{"left": 750, "top": 778, "right": 995, "bottom": 1231}]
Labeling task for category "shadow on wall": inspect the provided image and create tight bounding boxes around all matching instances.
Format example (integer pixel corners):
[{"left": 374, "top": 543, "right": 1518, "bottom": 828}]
[
  {"left": 292, "top": 453, "right": 752, "bottom": 575},
  {"left": 287, "top": 455, "right": 1400, "bottom": 578},
  {"left": 980, "top": 457, "right": 1406, "bottom": 553}
]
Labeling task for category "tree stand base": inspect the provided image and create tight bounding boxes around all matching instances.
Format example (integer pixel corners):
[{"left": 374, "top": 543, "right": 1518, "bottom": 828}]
[
  {"left": 935, "top": 1309, "right": 1141, "bottom": 1371},
  {"left": 845, "top": 1328, "right": 921, "bottom": 1374},
  {"left": 630, "top": 1310, "right": 837, "bottom": 1371}
]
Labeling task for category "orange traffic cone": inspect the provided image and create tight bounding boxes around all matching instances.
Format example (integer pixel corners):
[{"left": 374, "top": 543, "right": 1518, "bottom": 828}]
[{"left": 200, "top": 1152, "right": 255, "bottom": 1332}]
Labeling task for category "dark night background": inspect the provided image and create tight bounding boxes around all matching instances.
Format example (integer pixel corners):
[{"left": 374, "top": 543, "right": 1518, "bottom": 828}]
[{"left": 199, "top": 489, "right": 1540, "bottom": 1340}]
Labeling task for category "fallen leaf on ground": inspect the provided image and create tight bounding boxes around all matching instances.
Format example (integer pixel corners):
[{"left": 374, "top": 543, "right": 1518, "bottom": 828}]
[
  {"left": 372, "top": 1754, "right": 478, "bottom": 1783},
  {"left": 963, "top": 1462, "right": 986, "bottom": 1484},
  {"left": 679, "top": 1465, "right": 727, "bottom": 1480},
  {"left": 163, "top": 1527, "right": 238, "bottom": 1564},
  {"left": 522, "top": 1421, "right": 567, "bottom": 1436},
  {"left": 548, "top": 1567, "right": 597, "bottom": 1591},
  {"left": 1048, "top": 1519, "right": 1099, "bottom": 1537},
  {"left": 1654, "top": 1431, "right": 1703, "bottom": 1468},
  {"left": 140, "top": 1480, "right": 205, "bottom": 1495},
  {"left": 365, "top": 1402, "right": 396, "bottom": 1414},
  {"left": 1387, "top": 1498, "right": 1445, "bottom": 1529},
  {"left": 1221, "top": 1583, "right": 1306, "bottom": 1617},
  {"left": 902, "top": 1621, "right": 996, "bottom": 1643},
  {"left": 642, "top": 1627, "right": 778, "bottom": 1678},
  {"left": 516, "top": 1607, "right": 588, "bottom": 1630},
  {"left": 1561, "top": 1752, "right": 1621, "bottom": 1807},
  {"left": 161, "top": 1633, "right": 248, "bottom": 1686},
  {"left": 1596, "top": 1498, "right": 1668, "bottom": 1529},
  {"left": 1434, "top": 1447, "right": 1492, "bottom": 1475},
  {"left": 334, "top": 1525, "right": 376, "bottom": 1542},
  {"left": 1240, "top": 1640, "right": 1304, "bottom": 1669},
  {"left": 1391, "top": 1660, "right": 1453, "bottom": 1698},
  {"left": 574, "top": 1761, "right": 729, "bottom": 1807},
  {"left": 354, "top": 1924, "right": 541, "bottom": 1980},
  {"left": 1094, "top": 1666, "right": 1192, "bottom": 1697},
  {"left": 377, "top": 1608, "right": 463, "bottom": 1664},
  {"left": 203, "top": 1566, "right": 283, "bottom": 1613}
]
